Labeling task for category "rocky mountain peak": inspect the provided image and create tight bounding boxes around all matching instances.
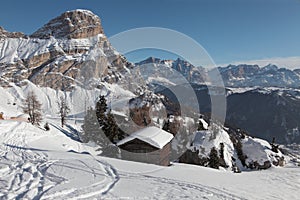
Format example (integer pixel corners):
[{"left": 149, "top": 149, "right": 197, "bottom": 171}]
[
  {"left": 0, "top": 26, "right": 26, "bottom": 38},
  {"left": 261, "top": 64, "right": 278, "bottom": 72},
  {"left": 0, "top": 9, "right": 130, "bottom": 90},
  {"left": 294, "top": 69, "right": 300, "bottom": 75},
  {"left": 30, "top": 9, "right": 104, "bottom": 39},
  {"left": 136, "top": 57, "right": 163, "bottom": 65}
]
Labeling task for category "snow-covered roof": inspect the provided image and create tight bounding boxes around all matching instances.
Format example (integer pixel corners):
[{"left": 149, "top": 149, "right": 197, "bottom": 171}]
[{"left": 117, "top": 126, "right": 174, "bottom": 149}]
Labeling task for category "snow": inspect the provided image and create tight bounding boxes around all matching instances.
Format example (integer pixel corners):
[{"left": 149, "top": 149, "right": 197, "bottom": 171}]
[
  {"left": 0, "top": 83, "right": 299, "bottom": 199},
  {"left": 117, "top": 126, "right": 174, "bottom": 149},
  {"left": 72, "top": 9, "right": 98, "bottom": 18},
  {"left": 242, "top": 137, "right": 283, "bottom": 166},
  {"left": 0, "top": 109, "right": 300, "bottom": 199},
  {"left": 0, "top": 34, "right": 107, "bottom": 64},
  {"left": 0, "top": 81, "right": 134, "bottom": 121},
  {"left": 191, "top": 128, "right": 235, "bottom": 168}
]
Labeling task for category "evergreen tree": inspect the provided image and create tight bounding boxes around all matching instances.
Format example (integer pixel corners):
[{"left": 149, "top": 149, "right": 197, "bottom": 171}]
[
  {"left": 23, "top": 91, "right": 42, "bottom": 125},
  {"left": 208, "top": 147, "right": 220, "bottom": 169},
  {"left": 44, "top": 122, "right": 50, "bottom": 131},
  {"left": 96, "top": 95, "right": 108, "bottom": 126},
  {"left": 219, "top": 142, "right": 228, "bottom": 168},
  {"left": 162, "top": 119, "right": 170, "bottom": 132},
  {"left": 95, "top": 95, "right": 124, "bottom": 143},
  {"left": 103, "top": 110, "right": 119, "bottom": 142},
  {"left": 271, "top": 137, "right": 279, "bottom": 153},
  {"left": 236, "top": 140, "right": 247, "bottom": 167},
  {"left": 219, "top": 143, "right": 225, "bottom": 159}
]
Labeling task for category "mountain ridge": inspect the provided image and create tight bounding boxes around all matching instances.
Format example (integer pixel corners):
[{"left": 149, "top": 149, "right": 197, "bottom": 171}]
[
  {"left": 137, "top": 57, "right": 300, "bottom": 88},
  {"left": 0, "top": 9, "right": 131, "bottom": 90}
]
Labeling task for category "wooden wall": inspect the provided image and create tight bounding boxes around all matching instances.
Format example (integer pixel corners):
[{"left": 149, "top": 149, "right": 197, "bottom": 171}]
[{"left": 119, "top": 139, "right": 171, "bottom": 166}]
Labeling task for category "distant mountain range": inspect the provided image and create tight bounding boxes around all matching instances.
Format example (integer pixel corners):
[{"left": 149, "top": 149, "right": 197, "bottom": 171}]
[
  {"left": 218, "top": 64, "right": 300, "bottom": 88},
  {"left": 136, "top": 57, "right": 300, "bottom": 89}
]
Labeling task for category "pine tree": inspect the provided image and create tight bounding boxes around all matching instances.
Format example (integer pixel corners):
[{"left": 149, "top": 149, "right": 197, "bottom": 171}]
[
  {"left": 23, "top": 91, "right": 42, "bottom": 125},
  {"left": 219, "top": 142, "right": 228, "bottom": 168},
  {"left": 162, "top": 119, "right": 170, "bottom": 132},
  {"left": 44, "top": 122, "right": 50, "bottom": 131},
  {"left": 236, "top": 140, "right": 246, "bottom": 167},
  {"left": 57, "top": 96, "right": 70, "bottom": 127},
  {"left": 96, "top": 95, "right": 108, "bottom": 126},
  {"left": 208, "top": 147, "right": 220, "bottom": 169},
  {"left": 103, "top": 110, "right": 119, "bottom": 142},
  {"left": 95, "top": 95, "right": 124, "bottom": 143},
  {"left": 271, "top": 137, "right": 279, "bottom": 153},
  {"left": 219, "top": 143, "right": 225, "bottom": 159}
]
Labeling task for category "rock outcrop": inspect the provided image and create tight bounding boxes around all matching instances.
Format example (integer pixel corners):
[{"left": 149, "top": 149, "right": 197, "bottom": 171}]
[
  {"left": 0, "top": 10, "right": 131, "bottom": 90},
  {"left": 31, "top": 10, "right": 104, "bottom": 39},
  {"left": 0, "top": 26, "right": 26, "bottom": 38}
]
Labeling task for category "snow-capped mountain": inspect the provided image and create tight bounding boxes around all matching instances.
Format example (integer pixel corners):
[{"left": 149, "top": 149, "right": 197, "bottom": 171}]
[
  {"left": 137, "top": 57, "right": 300, "bottom": 89},
  {"left": 218, "top": 64, "right": 300, "bottom": 88},
  {"left": 0, "top": 10, "right": 131, "bottom": 90},
  {"left": 135, "top": 57, "right": 208, "bottom": 86}
]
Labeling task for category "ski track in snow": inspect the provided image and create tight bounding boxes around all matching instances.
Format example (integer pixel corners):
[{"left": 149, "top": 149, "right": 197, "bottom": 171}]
[
  {"left": 0, "top": 122, "right": 50, "bottom": 200},
  {"left": 0, "top": 121, "right": 119, "bottom": 200},
  {"left": 1, "top": 120, "right": 299, "bottom": 200},
  {"left": 109, "top": 171, "right": 246, "bottom": 200},
  {"left": 0, "top": 121, "right": 242, "bottom": 200}
]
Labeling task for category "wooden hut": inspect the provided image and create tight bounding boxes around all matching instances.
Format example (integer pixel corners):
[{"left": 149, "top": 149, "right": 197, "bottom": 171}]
[{"left": 117, "top": 126, "right": 174, "bottom": 166}]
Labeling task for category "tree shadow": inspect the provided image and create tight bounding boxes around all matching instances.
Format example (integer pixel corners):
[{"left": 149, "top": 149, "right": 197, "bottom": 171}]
[
  {"left": 4, "top": 143, "right": 49, "bottom": 152},
  {"left": 50, "top": 123, "right": 81, "bottom": 142}
]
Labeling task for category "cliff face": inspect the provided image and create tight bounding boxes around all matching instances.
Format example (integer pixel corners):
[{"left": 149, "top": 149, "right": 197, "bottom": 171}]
[
  {"left": 0, "top": 10, "right": 130, "bottom": 90},
  {"left": 30, "top": 9, "right": 104, "bottom": 39},
  {"left": 0, "top": 27, "right": 26, "bottom": 38}
]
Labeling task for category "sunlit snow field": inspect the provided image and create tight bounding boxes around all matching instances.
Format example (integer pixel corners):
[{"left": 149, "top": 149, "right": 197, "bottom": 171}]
[{"left": 0, "top": 83, "right": 299, "bottom": 200}]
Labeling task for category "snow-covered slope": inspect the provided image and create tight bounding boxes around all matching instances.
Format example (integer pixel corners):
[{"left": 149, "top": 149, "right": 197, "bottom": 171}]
[
  {"left": 0, "top": 118, "right": 299, "bottom": 199},
  {"left": 0, "top": 79, "right": 297, "bottom": 199},
  {"left": 190, "top": 128, "right": 235, "bottom": 168},
  {"left": 0, "top": 80, "right": 135, "bottom": 120},
  {"left": 242, "top": 137, "right": 284, "bottom": 168},
  {"left": 183, "top": 122, "right": 285, "bottom": 171}
]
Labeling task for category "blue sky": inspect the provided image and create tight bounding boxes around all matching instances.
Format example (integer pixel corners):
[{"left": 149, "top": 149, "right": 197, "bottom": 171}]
[{"left": 0, "top": 0, "right": 300, "bottom": 68}]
